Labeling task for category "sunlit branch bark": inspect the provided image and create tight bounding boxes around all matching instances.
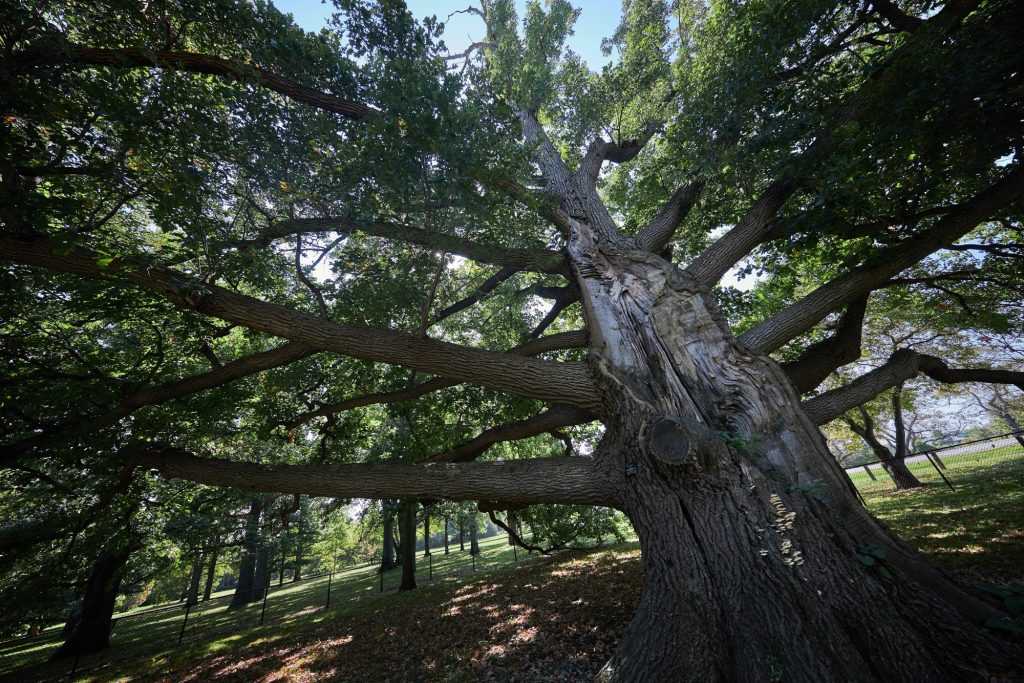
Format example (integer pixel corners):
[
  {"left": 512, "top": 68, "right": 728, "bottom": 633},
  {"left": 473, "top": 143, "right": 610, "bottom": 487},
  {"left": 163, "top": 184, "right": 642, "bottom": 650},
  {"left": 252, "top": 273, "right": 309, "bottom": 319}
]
[
  {"left": 1, "top": 343, "right": 316, "bottom": 463},
  {"left": 281, "top": 330, "right": 588, "bottom": 428},
  {"left": 0, "top": 235, "right": 601, "bottom": 411},
  {"left": 421, "top": 404, "right": 594, "bottom": 464},
  {"left": 14, "top": 44, "right": 376, "bottom": 120},
  {"left": 740, "top": 164, "right": 1024, "bottom": 353},
  {"left": 431, "top": 267, "right": 518, "bottom": 325},
  {"left": 472, "top": 171, "right": 573, "bottom": 235},
  {"left": 802, "top": 348, "right": 1024, "bottom": 425},
  {"left": 578, "top": 124, "right": 659, "bottom": 185},
  {"left": 126, "top": 446, "right": 617, "bottom": 506},
  {"left": 233, "top": 217, "right": 569, "bottom": 276},
  {"left": 635, "top": 179, "right": 706, "bottom": 253},
  {"left": 780, "top": 296, "right": 867, "bottom": 394}
]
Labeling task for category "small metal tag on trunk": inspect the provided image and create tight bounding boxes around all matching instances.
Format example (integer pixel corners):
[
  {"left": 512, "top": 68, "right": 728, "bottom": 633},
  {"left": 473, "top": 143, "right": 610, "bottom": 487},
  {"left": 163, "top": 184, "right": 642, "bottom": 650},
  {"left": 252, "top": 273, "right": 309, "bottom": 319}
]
[{"left": 624, "top": 463, "right": 639, "bottom": 477}]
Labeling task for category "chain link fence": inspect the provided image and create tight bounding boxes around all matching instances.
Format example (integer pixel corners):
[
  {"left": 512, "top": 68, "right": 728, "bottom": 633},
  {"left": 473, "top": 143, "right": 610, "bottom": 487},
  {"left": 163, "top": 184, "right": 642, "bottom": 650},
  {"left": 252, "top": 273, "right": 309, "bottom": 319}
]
[{"left": 843, "top": 431, "right": 1024, "bottom": 499}]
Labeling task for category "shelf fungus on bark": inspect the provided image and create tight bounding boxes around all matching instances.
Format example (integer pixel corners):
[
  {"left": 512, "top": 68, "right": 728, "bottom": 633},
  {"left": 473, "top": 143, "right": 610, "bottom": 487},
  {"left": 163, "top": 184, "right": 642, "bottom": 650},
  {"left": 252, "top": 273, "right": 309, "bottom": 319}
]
[{"left": 644, "top": 416, "right": 726, "bottom": 474}]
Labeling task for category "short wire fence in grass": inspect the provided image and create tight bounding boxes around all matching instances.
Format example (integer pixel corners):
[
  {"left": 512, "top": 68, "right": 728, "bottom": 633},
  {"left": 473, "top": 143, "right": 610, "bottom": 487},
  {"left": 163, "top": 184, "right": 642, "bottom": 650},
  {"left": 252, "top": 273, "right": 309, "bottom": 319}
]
[
  {"left": 0, "top": 534, "right": 532, "bottom": 681},
  {"left": 842, "top": 430, "right": 1024, "bottom": 499}
]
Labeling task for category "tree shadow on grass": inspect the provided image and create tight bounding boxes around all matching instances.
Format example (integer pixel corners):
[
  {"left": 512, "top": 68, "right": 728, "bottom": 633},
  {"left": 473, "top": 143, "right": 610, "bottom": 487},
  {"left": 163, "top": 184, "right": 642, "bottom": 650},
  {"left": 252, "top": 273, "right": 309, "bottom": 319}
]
[{"left": 144, "top": 547, "right": 644, "bottom": 683}]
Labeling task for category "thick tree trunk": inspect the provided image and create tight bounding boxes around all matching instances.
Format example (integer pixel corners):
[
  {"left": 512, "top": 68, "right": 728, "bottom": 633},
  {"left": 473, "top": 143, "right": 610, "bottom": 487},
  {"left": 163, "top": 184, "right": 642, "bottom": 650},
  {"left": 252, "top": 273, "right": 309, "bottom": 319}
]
[
  {"left": 230, "top": 498, "right": 263, "bottom": 608},
  {"left": 50, "top": 543, "right": 135, "bottom": 660},
  {"left": 399, "top": 500, "right": 417, "bottom": 591},
  {"left": 380, "top": 514, "right": 396, "bottom": 571},
  {"left": 459, "top": 519, "right": 465, "bottom": 551},
  {"left": 560, "top": 232, "right": 1019, "bottom": 681},
  {"left": 202, "top": 546, "right": 218, "bottom": 601}
]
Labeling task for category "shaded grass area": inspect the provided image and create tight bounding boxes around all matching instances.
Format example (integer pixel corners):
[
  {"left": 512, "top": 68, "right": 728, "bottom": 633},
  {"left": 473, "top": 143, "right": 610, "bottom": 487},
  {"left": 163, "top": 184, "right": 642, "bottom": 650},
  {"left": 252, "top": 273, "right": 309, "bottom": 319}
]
[
  {"left": 862, "top": 454, "right": 1024, "bottom": 587},
  {"left": 0, "top": 534, "right": 589, "bottom": 680},
  {"left": 846, "top": 443, "right": 1023, "bottom": 497},
  {"left": 2, "top": 453, "right": 1021, "bottom": 682}
]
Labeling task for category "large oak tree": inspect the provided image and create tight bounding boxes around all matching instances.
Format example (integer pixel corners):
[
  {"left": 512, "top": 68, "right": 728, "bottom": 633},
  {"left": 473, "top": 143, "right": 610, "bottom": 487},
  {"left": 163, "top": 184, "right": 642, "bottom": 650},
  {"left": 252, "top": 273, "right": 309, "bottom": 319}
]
[{"left": 3, "top": 0, "right": 1024, "bottom": 679}]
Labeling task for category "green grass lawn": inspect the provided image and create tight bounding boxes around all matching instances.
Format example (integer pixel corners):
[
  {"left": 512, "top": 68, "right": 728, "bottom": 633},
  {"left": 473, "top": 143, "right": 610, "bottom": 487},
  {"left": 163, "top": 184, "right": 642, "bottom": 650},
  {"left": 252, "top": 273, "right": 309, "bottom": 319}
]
[
  {"left": 0, "top": 533, "right": 554, "bottom": 680},
  {"left": 860, "top": 451, "right": 1024, "bottom": 587},
  {"left": 2, "top": 450, "right": 1021, "bottom": 681}
]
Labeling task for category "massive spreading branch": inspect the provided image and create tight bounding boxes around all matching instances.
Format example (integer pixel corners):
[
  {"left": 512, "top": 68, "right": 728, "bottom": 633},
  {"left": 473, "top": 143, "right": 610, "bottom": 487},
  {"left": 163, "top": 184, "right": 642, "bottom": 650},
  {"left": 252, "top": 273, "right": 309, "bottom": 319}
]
[
  {"left": 1, "top": 342, "right": 316, "bottom": 462},
  {"left": 13, "top": 44, "right": 377, "bottom": 120},
  {"left": 802, "top": 348, "right": 1024, "bottom": 425},
  {"left": 126, "top": 446, "right": 616, "bottom": 506},
  {"left": 0, "top": 233, "right": 600, "bottom": 411}
]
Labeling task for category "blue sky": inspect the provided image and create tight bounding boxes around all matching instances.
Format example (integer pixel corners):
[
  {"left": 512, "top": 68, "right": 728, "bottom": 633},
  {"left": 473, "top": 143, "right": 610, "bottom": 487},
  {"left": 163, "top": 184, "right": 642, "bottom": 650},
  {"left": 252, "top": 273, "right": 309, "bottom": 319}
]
[{"left": 272, "top": 0, "right": 623, "bottom": 69}]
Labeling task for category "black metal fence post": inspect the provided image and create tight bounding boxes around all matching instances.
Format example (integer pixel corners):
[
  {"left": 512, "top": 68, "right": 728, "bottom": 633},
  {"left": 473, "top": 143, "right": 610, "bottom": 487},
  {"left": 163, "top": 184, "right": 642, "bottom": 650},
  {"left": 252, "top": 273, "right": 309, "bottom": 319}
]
[
  {"left": 259, "top": 582, "right": 269, "bottom": 626},
  {"left": 177, "top": 602, "right": 191, "bottom": 645},
  {"left": 326, "top": 572, "right": 332, "bottom": 608},
  {"left": 923, "top": 452, "right": 956, "bottom": 492}
]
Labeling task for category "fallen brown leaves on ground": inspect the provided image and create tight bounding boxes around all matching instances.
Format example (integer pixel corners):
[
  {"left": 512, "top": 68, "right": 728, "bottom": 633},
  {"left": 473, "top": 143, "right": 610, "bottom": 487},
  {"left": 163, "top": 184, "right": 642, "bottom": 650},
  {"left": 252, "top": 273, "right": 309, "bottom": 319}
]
[{"left": 142, "top": 547, "right": 643, "bottom": 683}]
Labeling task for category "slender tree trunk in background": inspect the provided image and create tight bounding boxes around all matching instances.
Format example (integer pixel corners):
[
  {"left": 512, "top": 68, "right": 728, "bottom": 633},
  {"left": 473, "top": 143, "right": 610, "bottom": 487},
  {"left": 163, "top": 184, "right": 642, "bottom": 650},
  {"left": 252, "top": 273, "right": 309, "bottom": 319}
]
[
  {"left": 229, "top": 498, "right": 263, "bottom": 608},
  {"left": 253, "top": 547, "right": 270, "bottom": 601},
  {"left": 459, "top": 519, "right": 465, "bottom": 551},
  {"left": 469, "top": 513, "right": 479, "bottom": 556},
  {"left": 443, "top": 517, "right": 450, "bottom": 555},
  {"left": 399, "top": 500, "right": 417, "bottom": 591},
  {"left": 186, "top": 555, "right": 202, "bottom": 605},
  {"left": 1001, "top": 411, "right": 1024, "bottom": 448},
  {"left": 380, "top": 514, "right": 396, "bottom": 571},
  {"left": 423, "top": 511, "right": 431, "bottom": 556},
  {"left": 293, "top": 541, "right": 303, "bottom": 582},
  {"left": 845, "top": 407, "right": 921, "bottom": 490},
  {"left": 202, "top": 546, "right": 218, "bottom": 601},
  {"left": 507, "top": 511, "right": 515, "bottom": 546},
  {"left": 50, "top": 541, "right": 137, "bottom": 660}
]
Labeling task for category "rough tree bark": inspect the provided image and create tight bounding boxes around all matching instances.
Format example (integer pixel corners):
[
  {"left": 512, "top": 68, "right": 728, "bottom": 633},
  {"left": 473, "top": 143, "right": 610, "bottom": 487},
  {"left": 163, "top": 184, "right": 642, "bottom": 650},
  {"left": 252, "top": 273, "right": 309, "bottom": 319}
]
[
  {"left": 229, "top": 498, "right": 263, "bottom": 608},
  {"left": 561, "top": 224, "right": 1013, "bottom": 681},
  {"left": 50, "top": 537, "right": 139, "bottom": 660}
]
